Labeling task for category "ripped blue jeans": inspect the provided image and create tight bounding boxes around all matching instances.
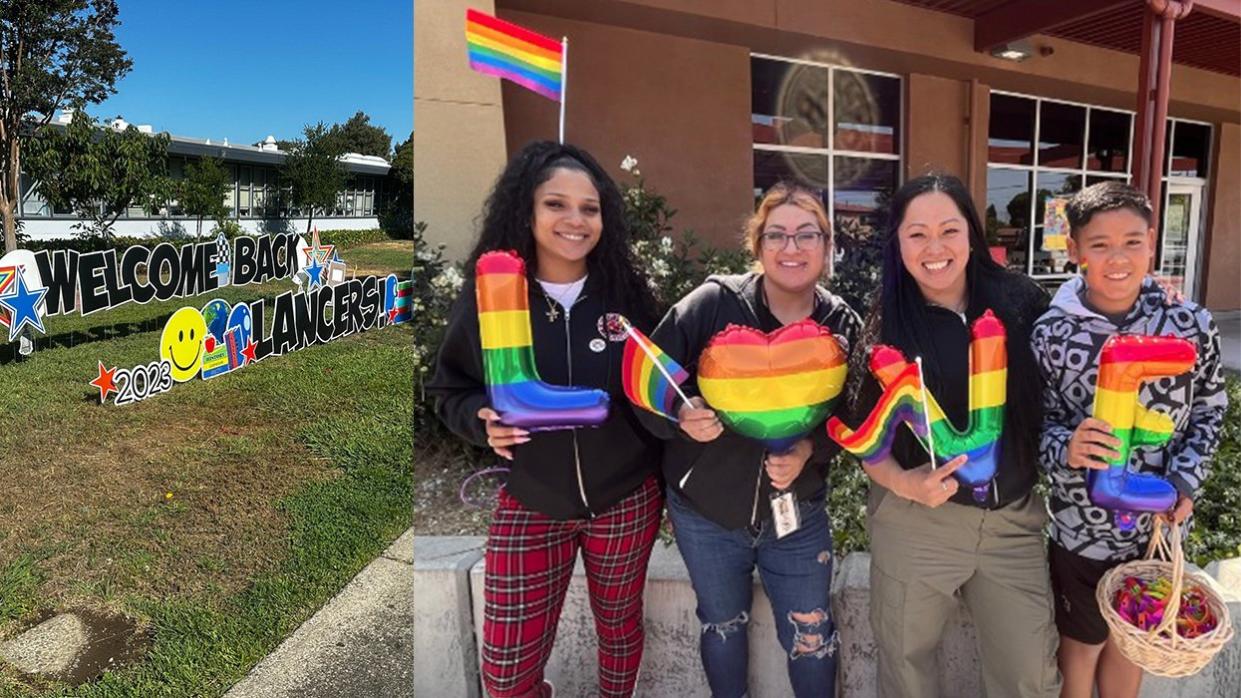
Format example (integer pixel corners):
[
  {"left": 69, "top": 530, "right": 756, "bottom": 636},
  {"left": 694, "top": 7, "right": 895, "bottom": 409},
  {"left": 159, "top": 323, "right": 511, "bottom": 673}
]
[{"left": 666, "top": 487, "right": 837, "bottom": 698}]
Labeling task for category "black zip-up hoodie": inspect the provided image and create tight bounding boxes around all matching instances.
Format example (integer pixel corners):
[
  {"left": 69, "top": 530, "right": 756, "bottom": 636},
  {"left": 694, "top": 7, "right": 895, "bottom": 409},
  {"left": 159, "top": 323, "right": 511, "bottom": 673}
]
[
  {"left": 850, "top": 270, "right": 1048, "bottom": 509},
  {"left": 637, "top": 273, "right": 862, "bottom": 531},
  {"left": 426, "top": 273, "right": 661, "bottom": 520}
]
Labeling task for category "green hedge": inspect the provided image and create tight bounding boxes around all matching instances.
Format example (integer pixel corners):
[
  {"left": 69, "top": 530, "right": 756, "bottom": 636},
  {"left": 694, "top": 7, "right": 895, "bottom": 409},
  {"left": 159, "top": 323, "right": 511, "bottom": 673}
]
[{"left": 316, "top": 228, "right": 394, "bottom": 249}]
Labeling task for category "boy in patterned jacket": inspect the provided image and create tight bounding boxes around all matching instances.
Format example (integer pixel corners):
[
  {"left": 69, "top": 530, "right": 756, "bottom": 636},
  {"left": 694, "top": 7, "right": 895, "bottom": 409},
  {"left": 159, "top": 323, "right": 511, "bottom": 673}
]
[{"left": 1031, "top": 182, "right": 1226, "bottom": 698}]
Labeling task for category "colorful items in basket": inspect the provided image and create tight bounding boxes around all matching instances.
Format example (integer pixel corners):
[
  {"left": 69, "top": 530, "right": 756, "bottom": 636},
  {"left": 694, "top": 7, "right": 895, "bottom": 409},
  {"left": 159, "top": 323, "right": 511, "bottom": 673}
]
[{"left": 1113, "top": 576, "right": 1219, "bottom": 639}]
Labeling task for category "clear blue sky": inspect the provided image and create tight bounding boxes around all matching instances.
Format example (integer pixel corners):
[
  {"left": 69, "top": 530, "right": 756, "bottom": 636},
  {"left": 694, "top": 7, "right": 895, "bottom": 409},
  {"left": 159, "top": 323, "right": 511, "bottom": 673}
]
[{"left": 93, "top": 0, "right": 412, "bottom": 150}]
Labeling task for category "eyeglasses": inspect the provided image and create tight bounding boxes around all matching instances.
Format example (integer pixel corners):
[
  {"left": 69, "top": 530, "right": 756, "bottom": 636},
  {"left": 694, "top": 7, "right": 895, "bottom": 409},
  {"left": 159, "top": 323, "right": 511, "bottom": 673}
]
[{"left": 759, "top": 230, "right": 827, "bottom": 252}]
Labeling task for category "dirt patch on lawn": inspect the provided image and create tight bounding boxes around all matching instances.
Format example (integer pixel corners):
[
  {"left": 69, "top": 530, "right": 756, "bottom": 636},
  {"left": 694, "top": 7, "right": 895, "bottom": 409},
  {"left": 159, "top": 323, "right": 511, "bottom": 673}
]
[{"left": 0, "top": 400, "right": 333, "bottom": 617}]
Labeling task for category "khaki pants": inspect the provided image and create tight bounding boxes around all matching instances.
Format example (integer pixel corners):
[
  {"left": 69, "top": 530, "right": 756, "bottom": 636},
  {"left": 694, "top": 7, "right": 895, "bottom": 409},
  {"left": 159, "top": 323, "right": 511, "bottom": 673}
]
[{"left": 868, "top": 487, "right": 1061, "bottom": 698}]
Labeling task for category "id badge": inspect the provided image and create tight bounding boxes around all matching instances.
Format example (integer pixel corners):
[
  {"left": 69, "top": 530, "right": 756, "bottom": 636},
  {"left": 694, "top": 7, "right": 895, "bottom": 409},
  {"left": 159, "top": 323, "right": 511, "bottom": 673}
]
[{"left": 770, "top": 490, "right": 801, "bottom": 539}]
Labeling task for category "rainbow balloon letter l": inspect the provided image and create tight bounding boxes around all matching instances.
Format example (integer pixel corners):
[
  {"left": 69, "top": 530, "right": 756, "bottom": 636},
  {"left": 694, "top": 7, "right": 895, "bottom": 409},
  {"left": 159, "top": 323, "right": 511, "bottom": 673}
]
[
  {"left": 475, "top": 250, "right": 609, "bottom": 430},
  {"left": 1088, "top": 334, "right": 1194, "bottom": 530}
]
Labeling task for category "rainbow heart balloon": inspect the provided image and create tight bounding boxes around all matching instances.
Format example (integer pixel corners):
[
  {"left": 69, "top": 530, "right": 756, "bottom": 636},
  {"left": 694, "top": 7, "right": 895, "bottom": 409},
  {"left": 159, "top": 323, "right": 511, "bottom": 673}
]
[{"left": 697, "top": 320, "right": 847, "bottom": 452}]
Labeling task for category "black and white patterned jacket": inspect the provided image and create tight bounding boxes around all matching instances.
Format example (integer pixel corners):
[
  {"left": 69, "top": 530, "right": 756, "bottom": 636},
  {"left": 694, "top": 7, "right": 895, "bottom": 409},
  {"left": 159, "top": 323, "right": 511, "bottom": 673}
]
[{"left": 1031, "top": 276, "right": 1227, "bottom": 562}]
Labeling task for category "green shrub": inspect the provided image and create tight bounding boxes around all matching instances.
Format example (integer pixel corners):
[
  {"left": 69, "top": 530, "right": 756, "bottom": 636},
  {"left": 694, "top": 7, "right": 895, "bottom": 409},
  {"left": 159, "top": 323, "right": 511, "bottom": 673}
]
[
  {"left": 316, "top": 228, "right": 393, "bottom": 249},
  {"left": 620, "top": 160, "right": 750, "bottom": 312},
  {"left": 1186, "top": 374, "right": 1241, "bottom": 567},
  {"left": 412, "top": 221, "right": 465, "bottom": 445}
]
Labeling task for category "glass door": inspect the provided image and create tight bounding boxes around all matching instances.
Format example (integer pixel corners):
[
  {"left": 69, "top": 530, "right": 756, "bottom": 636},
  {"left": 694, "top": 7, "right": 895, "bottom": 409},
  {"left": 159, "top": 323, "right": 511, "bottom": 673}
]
[{"left": 1160, "top": 183, "right": 1203, "bottom": 299}]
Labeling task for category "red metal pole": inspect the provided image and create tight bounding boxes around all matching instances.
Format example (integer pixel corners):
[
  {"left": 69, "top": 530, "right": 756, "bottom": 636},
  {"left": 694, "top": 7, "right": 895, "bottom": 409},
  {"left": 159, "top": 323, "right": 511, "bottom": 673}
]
[
  {"left": 1132, "top": 9, "right": 1156, "bottom": 193},
  {"left": 1146, "top": 10, "right": 1178, "bottom": 226},
  {"left": 1138, "top": 0, "right": 1193, "bottom": 265}
]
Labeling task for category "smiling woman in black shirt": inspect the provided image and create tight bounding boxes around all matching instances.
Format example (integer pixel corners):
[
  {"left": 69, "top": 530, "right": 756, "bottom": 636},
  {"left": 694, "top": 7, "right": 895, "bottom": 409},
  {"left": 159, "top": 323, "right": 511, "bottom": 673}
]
[{"left": 848, "top": 173, "right": 1061, "bottom": 697}]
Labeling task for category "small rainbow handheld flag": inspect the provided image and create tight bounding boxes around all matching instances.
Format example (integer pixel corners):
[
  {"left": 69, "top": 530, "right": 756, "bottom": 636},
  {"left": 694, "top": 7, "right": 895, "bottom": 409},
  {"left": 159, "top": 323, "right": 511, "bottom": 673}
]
[
  {"left": 826, "top": 356, "right": 929, "bottom": 464},
  {"left": 466, "top": 9, "right": 563, "bottom": 102},
  {"left": 621, "top": 319, "right": 689, "bottom": 421}
]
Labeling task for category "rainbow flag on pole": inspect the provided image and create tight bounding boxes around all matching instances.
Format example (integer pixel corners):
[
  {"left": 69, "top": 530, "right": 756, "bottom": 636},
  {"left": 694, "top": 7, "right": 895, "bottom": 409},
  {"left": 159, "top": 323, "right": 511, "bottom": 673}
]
[
  {"left": 466, "top": 9, "right": 563, "bottom": 102},
  {"left": 621, "top": 321, "right": 689, "bottom": 421}
]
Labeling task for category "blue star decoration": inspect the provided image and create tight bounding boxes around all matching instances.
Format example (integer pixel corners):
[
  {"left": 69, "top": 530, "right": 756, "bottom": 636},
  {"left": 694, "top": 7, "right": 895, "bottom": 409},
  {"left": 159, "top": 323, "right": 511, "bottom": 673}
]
[
  {"left": 304, "top": 256, "right": 325, "bottom": 289},
  {"left": 0, "top": 274, "right": 48, "bottom": 341}
]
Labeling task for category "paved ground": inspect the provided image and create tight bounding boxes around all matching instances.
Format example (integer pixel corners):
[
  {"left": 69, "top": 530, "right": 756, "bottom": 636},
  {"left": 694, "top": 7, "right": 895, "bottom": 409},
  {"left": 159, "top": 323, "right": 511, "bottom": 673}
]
[
  {"left": 1215, "top": 310, "right": 1240, "bottom": 373},
  {"left": 224, "top": 528, "right": 413, "bottom": 698}
]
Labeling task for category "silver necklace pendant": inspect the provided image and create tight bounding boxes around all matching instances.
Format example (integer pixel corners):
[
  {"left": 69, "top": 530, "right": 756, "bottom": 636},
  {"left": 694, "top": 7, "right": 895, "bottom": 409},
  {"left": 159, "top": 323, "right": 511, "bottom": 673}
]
[{"left": 545, "top": 305, "right": 559, "bottom": 322}]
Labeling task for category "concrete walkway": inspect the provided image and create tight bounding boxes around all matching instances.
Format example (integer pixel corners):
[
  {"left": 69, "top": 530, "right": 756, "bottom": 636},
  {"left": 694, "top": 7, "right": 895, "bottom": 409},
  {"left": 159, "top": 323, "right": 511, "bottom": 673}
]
[
  {"left": 1216, "top": 310, "right": 1240, "bottom": 373},
  {"left": 224, "top": 528, "right": 414, "bottom": 698}
]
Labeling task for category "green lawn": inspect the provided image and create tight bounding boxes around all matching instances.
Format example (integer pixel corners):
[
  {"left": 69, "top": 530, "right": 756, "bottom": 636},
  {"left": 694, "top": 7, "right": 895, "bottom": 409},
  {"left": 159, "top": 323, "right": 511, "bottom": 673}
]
[{"left": 0, "top": 241, "right": 413, "bottom": 697}]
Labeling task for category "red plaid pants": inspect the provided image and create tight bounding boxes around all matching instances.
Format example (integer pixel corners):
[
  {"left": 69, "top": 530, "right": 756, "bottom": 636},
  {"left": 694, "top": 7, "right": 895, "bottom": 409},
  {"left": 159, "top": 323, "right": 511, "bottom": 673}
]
[{"left": 480, "top": 476, "right": 662, "bottom": 698}]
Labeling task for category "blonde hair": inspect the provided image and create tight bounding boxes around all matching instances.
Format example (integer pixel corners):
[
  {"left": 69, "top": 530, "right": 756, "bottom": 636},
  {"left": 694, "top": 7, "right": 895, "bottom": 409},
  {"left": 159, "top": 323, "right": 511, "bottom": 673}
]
[{"left": 743, "top": 182, "right": 833, "bottom": 259}]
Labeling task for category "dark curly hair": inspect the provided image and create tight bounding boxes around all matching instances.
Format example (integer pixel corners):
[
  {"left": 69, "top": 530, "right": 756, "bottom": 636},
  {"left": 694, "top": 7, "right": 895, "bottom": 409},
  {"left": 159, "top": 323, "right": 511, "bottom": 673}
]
[{"left": 464, "top": 140, "right": 658, "bottom": 328}]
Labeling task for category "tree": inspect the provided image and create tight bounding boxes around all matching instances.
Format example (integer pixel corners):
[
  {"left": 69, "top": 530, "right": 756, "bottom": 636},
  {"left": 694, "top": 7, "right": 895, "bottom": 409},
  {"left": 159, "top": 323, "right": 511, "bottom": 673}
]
[
  {"left": 24, "top": 112, "right": 171, "bottom": 241},
  {"left": 281, "top": 122, "right": 347, "bottom": 234},
  {"left": 327, "top": 111, "right": 391, "bottom": 157},
  {"left": 0, "top": 0, "right": 131, "bottom": 252},
  {"left": 380, "top": 131, "right": 413, "bottom": 237},
  {"left": 179, "top": 157, "right": 230, "bottom": 240}
]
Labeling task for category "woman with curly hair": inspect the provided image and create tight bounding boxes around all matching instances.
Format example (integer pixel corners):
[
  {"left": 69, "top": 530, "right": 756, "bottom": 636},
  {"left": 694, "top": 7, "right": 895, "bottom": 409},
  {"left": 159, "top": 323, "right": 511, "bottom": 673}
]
[{"left": 427, "top": 140, "right": 662, "bottom": 698}]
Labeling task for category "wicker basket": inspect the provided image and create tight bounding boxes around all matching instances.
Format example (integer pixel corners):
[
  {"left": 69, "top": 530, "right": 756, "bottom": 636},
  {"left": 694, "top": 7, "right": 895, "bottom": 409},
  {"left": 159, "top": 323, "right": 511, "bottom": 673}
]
[{"left": 1096, "top": 519, "right": 1235, "bottom": 677}]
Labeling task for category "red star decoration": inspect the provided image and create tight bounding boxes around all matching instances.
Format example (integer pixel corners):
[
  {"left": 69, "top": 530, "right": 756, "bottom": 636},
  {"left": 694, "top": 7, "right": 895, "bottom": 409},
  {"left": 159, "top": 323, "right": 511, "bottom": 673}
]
[
  {"left": 90, "top": 361, "right": 118, "bottom": 403},
  {"left": 241, "top": 340, "right": 258, "bottom": 365},
  {"left": 388, "top": 307, "right": 399, "bottom": 324}
]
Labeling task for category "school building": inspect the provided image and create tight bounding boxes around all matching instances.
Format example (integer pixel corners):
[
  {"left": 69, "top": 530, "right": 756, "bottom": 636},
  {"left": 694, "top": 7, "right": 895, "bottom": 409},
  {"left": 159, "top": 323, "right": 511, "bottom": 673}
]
[
  {"left": 18, "top": 112, "right": 394, "bottom": 242},
  {"left": 415, "top": 0, "right": 1241, "bottom": 311}
]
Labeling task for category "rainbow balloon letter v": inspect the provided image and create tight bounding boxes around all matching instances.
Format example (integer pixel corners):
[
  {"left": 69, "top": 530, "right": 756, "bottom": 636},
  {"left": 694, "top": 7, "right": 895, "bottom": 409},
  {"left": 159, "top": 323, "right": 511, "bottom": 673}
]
[
  {"left": 828, "top": 310, "right": 1007, "bottom": 502},
  {"left": 475, "top": 250, "right": 609, "bottom": 430}
]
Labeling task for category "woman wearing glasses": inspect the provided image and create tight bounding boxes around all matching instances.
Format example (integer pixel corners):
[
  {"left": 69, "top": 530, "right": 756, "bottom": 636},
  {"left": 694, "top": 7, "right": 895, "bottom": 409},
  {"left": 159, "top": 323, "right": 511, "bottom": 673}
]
[{"left": 636, "top": 182, "right": 860, "bottom": 697}]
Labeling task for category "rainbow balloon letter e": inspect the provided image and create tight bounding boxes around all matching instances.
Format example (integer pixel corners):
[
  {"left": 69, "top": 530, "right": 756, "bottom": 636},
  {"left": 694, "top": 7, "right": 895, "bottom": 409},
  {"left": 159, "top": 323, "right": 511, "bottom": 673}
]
[
  {"left": 1088, "top": 334, "right": 1194, "bottom": 529},
  {"left": 475, "top": 250, "right": 608, "bottom": 430}
]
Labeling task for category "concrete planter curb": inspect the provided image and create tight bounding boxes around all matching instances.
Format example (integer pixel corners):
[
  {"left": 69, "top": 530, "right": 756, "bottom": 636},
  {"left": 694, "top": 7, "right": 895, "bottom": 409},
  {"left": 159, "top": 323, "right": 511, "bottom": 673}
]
[{"left": 414, "top": 536, "right": 1241, "bottom": 697}]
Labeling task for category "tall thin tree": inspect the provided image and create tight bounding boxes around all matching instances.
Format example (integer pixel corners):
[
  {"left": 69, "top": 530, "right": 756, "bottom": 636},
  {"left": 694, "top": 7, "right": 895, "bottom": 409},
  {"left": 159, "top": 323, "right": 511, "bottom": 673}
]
[{"left": 0, "top": 0, "right": 131, "bottom": 252}]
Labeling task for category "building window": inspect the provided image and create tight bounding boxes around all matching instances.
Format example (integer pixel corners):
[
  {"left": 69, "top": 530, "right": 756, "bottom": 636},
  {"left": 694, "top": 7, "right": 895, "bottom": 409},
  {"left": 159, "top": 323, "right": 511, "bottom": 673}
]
[
  {"left": 1166, "top": 119, "right": 1211, "bottom": 180},
  {"left": 985, "top": 92, "right": 1133, "bottom": 279},
  {"left": 19, "top": 174, "right": 51, "bottom": 218},
  {"left": 751, "top": 54, "right": 902, "bottom": 251}
]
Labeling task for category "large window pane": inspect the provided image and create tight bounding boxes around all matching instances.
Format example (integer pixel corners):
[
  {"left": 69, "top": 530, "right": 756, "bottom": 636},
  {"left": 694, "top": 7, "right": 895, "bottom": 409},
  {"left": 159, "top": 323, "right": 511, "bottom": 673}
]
[
  {"left": 751, "top": 57, "right": 831, "bottom": 149},
  {"left": 985, "top": 168, "right": 1032, "bottom": 273},
  {"left": 1087, "top": 108, "right": 1130, "bottom": 173},
  {"left": 1159, "top": 190, "right": 1192, "bottom": 293},
  {"left": 1170, "top": 122, "right": 1210, "bottom": 178},
  {"left": 833, "top": 71, "right": 900, "bottom": 155},
  {"left": 1038, "top": 101, "right": 1086, "bottom": 169},
  {"left": 988, "top": 94, "right": 1035, "bottom": 165},
  {"left": 19, "top": 174, "right": 50, "bottom": 217},
  {"left": 1031, "top": 172, "right": 1082, "bottom": 275},
  {"left": 223, "top": 165, "right": 236, "bottom": 218},
  {"left": 753, "top": 149, "right": 829, "bottom": 206},
  {"left": 833, "top": 156, "right": 895, "bottom": 239}
]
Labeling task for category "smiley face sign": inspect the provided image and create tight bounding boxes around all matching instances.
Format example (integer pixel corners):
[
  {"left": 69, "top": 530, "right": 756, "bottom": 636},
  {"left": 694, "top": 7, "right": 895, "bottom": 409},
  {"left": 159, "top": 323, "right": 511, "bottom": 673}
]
[{"left": 159, "top": 307, "right": 208, "bottom": 382}]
